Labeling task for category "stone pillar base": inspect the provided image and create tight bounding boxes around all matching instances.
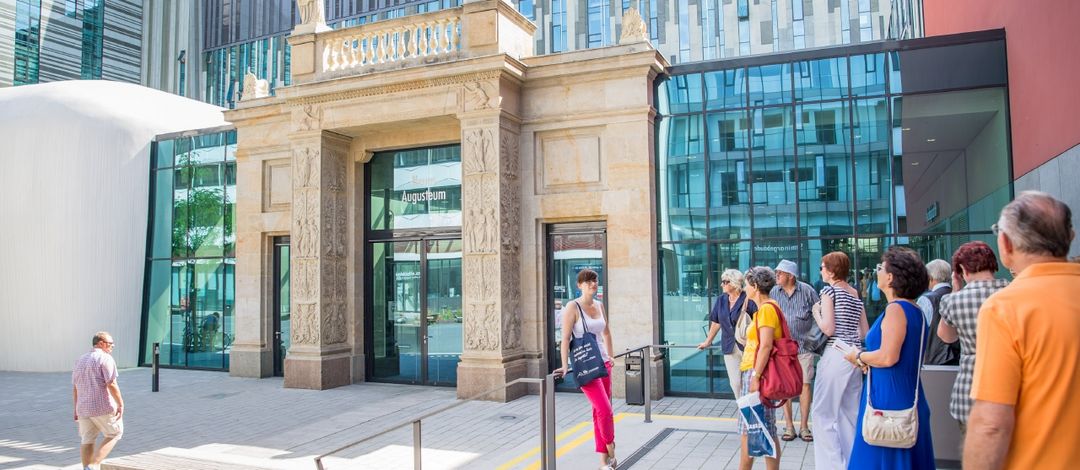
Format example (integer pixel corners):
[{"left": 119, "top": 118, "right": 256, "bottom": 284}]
[
  {"left": 350, "top": 352, "right": 367, "bottom": 384},
  {"left": 284, "top": 352, "right": 352, "bottom": 390},
  {"left": 229, "top": 345, "right": 273, "bottom": 378},
  {"left": 456, "top": 357, "right": 528, "bottom": 402}
]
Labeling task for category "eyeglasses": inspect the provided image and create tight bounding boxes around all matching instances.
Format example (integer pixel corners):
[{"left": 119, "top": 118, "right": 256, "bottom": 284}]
[
  {"left": 102, "top": 341, "right": 114, "bottom": 346},
  {"left": 991, "top": 223, "right": 1001, "bottom": 236}
]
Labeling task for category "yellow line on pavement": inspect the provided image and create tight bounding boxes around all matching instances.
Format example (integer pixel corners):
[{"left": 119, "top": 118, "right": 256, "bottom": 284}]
[
  {"left": 494, "top": 420, "right": 592, "bottom": 470},
  {"left": 519, "top": 413, "right": 629, "bottom": 470}
]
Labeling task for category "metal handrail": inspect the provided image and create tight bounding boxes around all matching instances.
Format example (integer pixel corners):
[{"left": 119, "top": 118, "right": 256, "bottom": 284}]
[
  {"left": 314, "top": 373, "right": 560, "bottom": 470},
  {"left": 613, "top": 344, "right": 723, "bottom": 423}
]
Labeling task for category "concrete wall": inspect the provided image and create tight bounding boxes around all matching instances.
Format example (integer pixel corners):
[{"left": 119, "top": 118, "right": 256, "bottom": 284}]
[
  {"left": 0, "top": 81, "right": 225, "bottom": 371},
  {"left": 141, "top": 0, "right": 202, "bottom": 99},
  {"left": 1013, "top": 143, "right": 1080, "bottom": 259},
  {"left": 924, "top": 0, "right": 1080, "bottom": 179}
]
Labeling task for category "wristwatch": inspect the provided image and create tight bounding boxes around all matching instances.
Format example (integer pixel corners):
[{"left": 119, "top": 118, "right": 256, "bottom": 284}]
[{"left": 855, "top": 351, "right": 867, "bottom": 368}]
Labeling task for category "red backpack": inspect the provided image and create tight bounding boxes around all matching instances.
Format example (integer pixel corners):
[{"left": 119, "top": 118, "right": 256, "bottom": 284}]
[{"left": 755, "top": 301, "right": 804, "bottom": 408}]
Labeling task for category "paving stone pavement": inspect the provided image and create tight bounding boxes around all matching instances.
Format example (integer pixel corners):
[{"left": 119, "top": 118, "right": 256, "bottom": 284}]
[{"left": 0, "top": 368, "right": 820, "bottom": 470}]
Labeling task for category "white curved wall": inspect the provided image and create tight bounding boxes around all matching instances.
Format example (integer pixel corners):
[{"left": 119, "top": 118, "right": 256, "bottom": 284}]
[{"left": 0, "top": 81, "right": 227, "bottom": 371}]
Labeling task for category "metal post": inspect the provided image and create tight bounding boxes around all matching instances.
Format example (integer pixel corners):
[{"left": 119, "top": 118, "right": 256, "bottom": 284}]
[
  {"left": 413, "top": 420, "right": 422, "bottom": 470},
  {"left": 540, "top": 374, "right": 556, "bottom": 469},
  {"left": 152, "top": 342, "right": 160, "bottom": 392},
  {"left": 643, "top": 347, "right": 652, "bottom": 423}
]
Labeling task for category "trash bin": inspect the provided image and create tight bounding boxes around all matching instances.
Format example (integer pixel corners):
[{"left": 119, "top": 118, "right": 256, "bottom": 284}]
[{"left": 625, "top": 353, "right": 645, "bottom": 406}]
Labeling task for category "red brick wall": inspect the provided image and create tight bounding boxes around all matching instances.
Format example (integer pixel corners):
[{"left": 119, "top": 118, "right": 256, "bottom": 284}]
[{"left": 924, "top": 0, "right": 1080, "bottom": 178}]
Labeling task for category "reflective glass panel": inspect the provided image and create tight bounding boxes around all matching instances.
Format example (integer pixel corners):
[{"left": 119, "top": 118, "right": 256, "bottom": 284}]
[
  {"left": 803, "top": 237, "right": 855, "bottom": 288},
  {"left": 150, "top": 168, "right": 174, "bottom": 259},
  {"left": 852, "top": 98, "right": 892, "bottom": 235},
  {"left": 794, "top": 56, "right": 848, "bottom": 102},
  {"left": 853, "top": 236, "right": 893, "bottom": 324},
  {"left": 750, "top": 106, "right": 797, "bottom": 238},
  {"left": 850, "top": 53, "right": 886, "bottom": 97},
  {"left": 706, "top": 111, "right": 751, "bottom": 240},
  {"left": 167, "top": 261, "right": 192, "bottom": 367},
  {"left": 189, "top": 259, "right": 225, "bottom": 368},
  {"left": 371, "top": 241, "right": 423, "bottom": 382},
  {"left": 369, "top": 145, "right": 462, "bottom": 231},
  {"left": 658, "top": 115, "right": 707, "bottom": 241},
  {"left": 658, "top": 73, "right": 703, "bottom": 115},
  {"left": 797, "top": 101, "right": 853, "bottom": 236},
  {"left": 426, "top": 239, "right": 462, "bottom": 386},
  {"left": 189, "top": 164, "right": 225, "bottom": 257},
  {"left": 748, "top": 64, "right": 792, "bottom": 106},
  {"left": 659, "top": 243, "right": 710, "bottom": 395},
  {"left": 142, "top": 260, "right": 172, "bottom": 365},
  {"left": 154, "top": 140, "right": 174, "bottom": 169},
  {"left": 704, "top": 69, "right": 747, "bottom": 111}
]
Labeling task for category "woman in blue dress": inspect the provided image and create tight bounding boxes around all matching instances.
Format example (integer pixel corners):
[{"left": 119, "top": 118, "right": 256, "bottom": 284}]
[{"left": 844, "top": 246, "right": 935, "bottom": 469}]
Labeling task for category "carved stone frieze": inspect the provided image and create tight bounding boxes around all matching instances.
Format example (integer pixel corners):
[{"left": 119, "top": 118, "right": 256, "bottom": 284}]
[
  {"left": 620, "top": 7, "right": 649, "bottom": 44},
  {"left": 463, "top": 128, "right": 496, "bottom": 175},
  {"left": 294, "top": 148, "right": 319, "bottom": 188},
  {"left": 500, "top": 255, "right": 522, "bottom": 351},
  {"left": 462, "top": 81, "right": 501, "bottom": 112},
  {"left": 293, "top": 303, "right": 319, "bottom": 345},
  {"left": 464, "top": 302, "right": 500, "bottom": 351},
  {"left": 296, "top": 105, "right": 323, "bottom": 132}
]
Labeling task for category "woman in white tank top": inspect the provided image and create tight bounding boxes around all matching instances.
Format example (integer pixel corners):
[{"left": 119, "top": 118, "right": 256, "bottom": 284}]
[{"left": 555, "top": 269, "right": 616, "bottom": 470}]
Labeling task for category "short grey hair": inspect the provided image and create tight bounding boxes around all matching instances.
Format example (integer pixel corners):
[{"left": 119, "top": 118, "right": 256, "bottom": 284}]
[
  {"left": 720, "top": 269, "right": 744, "bottom": 291},
  {"left": 744, "top": 266, "right": 777, "bottom": 294},
  {"left": 925, "top": 259, "right": 952, "bottom": 283},
  {"left": 998, "top": 191, "right": 1074, "bottom": 258},
  {"left": 92, "top": 331, "right": 112, "bottom": 346}
]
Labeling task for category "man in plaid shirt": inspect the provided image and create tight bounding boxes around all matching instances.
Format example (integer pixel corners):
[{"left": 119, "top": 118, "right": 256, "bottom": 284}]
[{"left": 72, "top": 332, "right": 125, "bottom": 470}]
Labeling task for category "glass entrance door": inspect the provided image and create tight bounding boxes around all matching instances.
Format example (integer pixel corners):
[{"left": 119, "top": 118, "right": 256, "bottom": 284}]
[
  {"left": 369, "top": 238, "right": 461, "bottom": 385},
  {"left": 272, "top": 237, "right": 290, "bottom": 377},
  {"left": 547, "top": 223, "right": 607, "bottom": 390}
]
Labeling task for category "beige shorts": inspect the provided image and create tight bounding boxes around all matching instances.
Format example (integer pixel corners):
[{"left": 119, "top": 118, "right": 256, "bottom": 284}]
[
  {"left": 77, "top": 414, "right": 123, "bottom": 445},
  {"left": 799, "top": 352, "right": 818, "bottom": 383}
]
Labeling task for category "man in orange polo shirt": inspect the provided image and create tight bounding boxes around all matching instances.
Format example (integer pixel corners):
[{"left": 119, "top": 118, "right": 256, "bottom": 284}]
[{"left": 965, "top": 191, "right": 1080, "bottom": 469}]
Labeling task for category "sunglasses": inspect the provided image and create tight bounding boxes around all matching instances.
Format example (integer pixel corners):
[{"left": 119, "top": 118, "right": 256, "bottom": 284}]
[{"left": 720, "top": 279, "right": 730, "bottom": 285}]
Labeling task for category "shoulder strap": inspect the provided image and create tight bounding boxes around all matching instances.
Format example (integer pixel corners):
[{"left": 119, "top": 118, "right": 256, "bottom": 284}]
[
  {"left": 572, "top": 301, "right": 587, "bottom": 339},
  {"left": 866, "top": 301, "right": 926, "bottom": 409}
]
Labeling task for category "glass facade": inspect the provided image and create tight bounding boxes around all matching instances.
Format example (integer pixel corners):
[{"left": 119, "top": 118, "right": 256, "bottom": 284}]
[
  {"left": 80, "top": 0, "right": 105, "bottom": 79},
  {"left": 13, "top": 0, "right": 42, "bottom": 85},
  {"left": 657, "top": 38, "right": 1011, "bottom": 397},
  {"left": 141, "top": 129, "right": 238, "bottom": 370},
  {"left": 367, "top": 145, "right": 462, "bottom": 386}
]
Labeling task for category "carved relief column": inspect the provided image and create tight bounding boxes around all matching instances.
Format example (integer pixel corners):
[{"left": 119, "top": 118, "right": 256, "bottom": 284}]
[
  {"left": 284, "top": 112, "right": 353, "bottom": 390},
  {"left": 457, "top": 76, "right": 526, "bottom": 401}
]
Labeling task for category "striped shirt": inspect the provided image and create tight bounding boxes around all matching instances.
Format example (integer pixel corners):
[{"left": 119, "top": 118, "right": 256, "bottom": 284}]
[
  {"left": 939, "top": 278, "right": 1009, "bottom": 423},
  {"left": 822, "top": 284, "right": 864, "bottom": 349},
  {"left": 72, "top": 348, "right": 119, "bottom": 418},
  {"left": 770, "top": 282, "right": 820, "bottom": 354}
]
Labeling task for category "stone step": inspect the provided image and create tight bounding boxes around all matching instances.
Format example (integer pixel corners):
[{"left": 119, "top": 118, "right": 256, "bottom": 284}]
[{"left": 102, "top": 452, "right": 281, "bottom": 470}]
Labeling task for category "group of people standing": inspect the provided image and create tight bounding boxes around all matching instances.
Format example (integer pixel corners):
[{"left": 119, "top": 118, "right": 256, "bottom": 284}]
[{"left": 693, "top": 190, "right": 1080, "bottom": 470}]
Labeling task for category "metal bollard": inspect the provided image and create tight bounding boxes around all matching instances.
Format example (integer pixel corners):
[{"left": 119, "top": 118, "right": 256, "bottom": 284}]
[
  {"left": 540, "top": 373, "right": 557, "bottom": 469},
  {"left": 643, "top": 347, "right": 652, "bottom": 423},
  {"left": 413, "top": 420, "right": 422, "bottom": 470},
  {"left": 152, "top": 342, "right": 160, "bottom": 392}
]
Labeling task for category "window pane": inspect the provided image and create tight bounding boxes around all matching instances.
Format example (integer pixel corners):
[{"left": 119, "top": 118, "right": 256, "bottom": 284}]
[
  {"left": 659, "top": 243, "right": 710, "bottom": 395},
  {"left": 658, "top": 73, "right": 704, "bottom": 115},
  {"left": 794, "top": 57, "right": 848, "bottom": 102},
  {"left": 748, "top": 64, "right": 792, "bottom": 106},
  {"left": 707, "top": 111, "right": 751, "bottom": 240},
  {"left": 150, "top": 168, "right": 174, "bottom": 259},
  {"left": 658, "top": 115, "right": 707, "bottom": 241},
  {"left": 369, "top": 145, "right": 462, "bottom": 231},
  {"left": 704, "top": 69, "right": 747, "bottom": 111},
  {"left": 189, "top": 259, "right": 225, "bottom": 368},
  {"left": 854, "top": 236, "right": 893, "bottom": 324},
  {"left": 750, "top": 107, "right": 797, "bottom": 238},
  {"left": 892, "top": 88, "right": 1010, "bottom": 236},
  {"left": 154, "top": 140, "right": 174, "bottom": 169},
  {"left": 853, "top": 98, "right": 893, "bottom": 235},
  {"left": 142, "top": 260, "right": 173, "bottom": 365},
  {"left": 797, "top": 101, "right": 853, "bottom": 235},
  {"left": 851, "top": 53, "right": 886, "bottom": 97}
]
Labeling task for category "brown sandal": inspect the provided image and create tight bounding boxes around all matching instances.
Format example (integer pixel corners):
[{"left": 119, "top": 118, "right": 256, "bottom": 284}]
[
  {"left": 781, "top": 428, "right": 797, "bottom": 441},
  {"left": 800, "top": 428, "right": 814, "bottom": 442}
]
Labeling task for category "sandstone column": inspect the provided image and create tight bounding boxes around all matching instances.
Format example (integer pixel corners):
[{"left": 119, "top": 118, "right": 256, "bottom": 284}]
[
  {"left": 284, "top": 125, "right": 353, "bottom": 390},
  {"left": 456, "top": 78, "right": 526, "bottom": 401}
]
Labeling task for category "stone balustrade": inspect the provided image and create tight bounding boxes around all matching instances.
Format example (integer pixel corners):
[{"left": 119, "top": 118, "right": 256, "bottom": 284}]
[
  {"left": 286, "top": 0, "right": 536, "bottom": 86},
  {"left": 320, "top": 10, "right": 462, "bottom": 73}
]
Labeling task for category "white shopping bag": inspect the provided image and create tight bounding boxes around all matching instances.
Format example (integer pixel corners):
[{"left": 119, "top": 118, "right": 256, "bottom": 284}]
[{"left": 737, "top": 392, "right": 778, "bottom": 458}]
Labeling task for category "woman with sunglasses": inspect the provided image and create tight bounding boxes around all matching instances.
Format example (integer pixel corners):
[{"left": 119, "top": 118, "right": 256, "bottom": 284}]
[
  {"left": 698, "top": 269, "right": 757, "bottom": 398},
  {"left": 554, "top": 269, "right": 617, "bottom": 469}
]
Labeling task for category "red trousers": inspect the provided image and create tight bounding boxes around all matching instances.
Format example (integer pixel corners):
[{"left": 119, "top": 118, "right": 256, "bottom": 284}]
[{"left": 581, "top": 361, "right": 615, "bottom": 453}]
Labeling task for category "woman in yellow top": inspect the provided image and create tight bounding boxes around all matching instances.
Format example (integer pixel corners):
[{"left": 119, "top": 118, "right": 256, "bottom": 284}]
[{"left": 738, "top": 266, "right": 785, "bottom": 470}]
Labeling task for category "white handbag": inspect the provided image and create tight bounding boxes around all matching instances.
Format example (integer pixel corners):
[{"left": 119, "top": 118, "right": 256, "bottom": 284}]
[{"left": 861, "top": 304, "right": 925, "bottom": 449}]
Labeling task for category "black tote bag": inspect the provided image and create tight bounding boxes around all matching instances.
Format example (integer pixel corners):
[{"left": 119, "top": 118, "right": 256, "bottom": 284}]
[{"left": 569, "top": 302, "right": 609, "bottom": 387}]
